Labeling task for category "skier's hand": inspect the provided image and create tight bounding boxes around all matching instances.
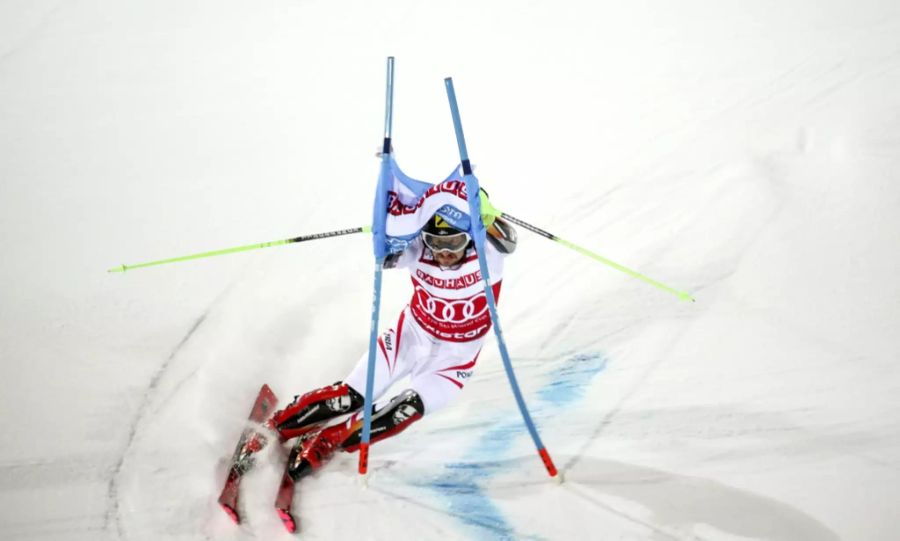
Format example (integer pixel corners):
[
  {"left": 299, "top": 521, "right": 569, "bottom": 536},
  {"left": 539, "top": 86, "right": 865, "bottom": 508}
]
[{"left": 479, "top": 188, "right": 500, "bottom": 228}]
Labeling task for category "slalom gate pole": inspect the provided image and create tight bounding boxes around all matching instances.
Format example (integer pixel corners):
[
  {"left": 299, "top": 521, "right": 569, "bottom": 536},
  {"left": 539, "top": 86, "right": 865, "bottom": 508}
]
[
  {"left": 107, "top": 226, "right": 370, "bottom": 273},
  {"left": 359, "top": 56, "right": 395, "bottom": 475},
  {"left": 444, "top": 77, "right": 559, "bottom": 479}
]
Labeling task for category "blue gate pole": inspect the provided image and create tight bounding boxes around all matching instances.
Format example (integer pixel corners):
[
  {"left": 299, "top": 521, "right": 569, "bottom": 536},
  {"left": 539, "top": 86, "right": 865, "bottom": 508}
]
[
  {"left": 359, "top": 57, "right": 395, "bottom": 475},
  {"left": 444, "top": 78, "right": 559, "bottom": 478}
]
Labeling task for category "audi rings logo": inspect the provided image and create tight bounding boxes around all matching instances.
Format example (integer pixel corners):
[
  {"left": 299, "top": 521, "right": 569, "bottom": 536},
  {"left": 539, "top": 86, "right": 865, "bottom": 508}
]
[{"left": 413, "top": 286, "right": 488, "bottom": 323}]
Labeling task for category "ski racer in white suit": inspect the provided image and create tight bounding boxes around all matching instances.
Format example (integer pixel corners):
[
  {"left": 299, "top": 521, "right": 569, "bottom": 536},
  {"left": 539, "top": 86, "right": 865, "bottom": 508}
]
[{"left": 268, "top": 209, "right": 518, "bottom": 480}]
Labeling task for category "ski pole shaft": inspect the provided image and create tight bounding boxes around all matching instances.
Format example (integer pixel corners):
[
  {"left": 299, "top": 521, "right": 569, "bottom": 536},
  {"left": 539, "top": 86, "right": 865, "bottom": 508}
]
[
  {"left": 498, "top": 213, "right": 695, "bottom": 303},
  {"left": 108, "top": 226, "right": 370, "bottom": 273}
]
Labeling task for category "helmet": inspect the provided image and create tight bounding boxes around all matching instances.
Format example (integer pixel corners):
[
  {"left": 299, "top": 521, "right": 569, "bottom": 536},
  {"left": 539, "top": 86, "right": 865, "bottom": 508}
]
[{"left": 422, "top": 214, "right": 471, "bottom": 253}]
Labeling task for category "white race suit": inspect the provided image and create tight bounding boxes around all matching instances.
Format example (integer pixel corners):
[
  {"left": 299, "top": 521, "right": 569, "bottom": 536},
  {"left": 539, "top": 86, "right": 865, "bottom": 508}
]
[{"left": 344, "top": 237, "right": 507, "bottom": 415}]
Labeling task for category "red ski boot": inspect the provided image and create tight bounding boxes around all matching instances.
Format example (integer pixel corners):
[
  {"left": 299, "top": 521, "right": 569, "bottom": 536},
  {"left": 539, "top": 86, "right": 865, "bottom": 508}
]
[
  {"left": 301, "top": 423, "right": 351, "bottom": 468},
  {"left": 287, "top": 422, "right": 353, "bottom": 480}
]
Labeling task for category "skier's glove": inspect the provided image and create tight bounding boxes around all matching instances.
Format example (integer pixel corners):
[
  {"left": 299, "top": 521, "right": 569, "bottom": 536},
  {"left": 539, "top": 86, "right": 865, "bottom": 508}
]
[{"left": 479, "top": 188, "right": 500, "bottom": 228}]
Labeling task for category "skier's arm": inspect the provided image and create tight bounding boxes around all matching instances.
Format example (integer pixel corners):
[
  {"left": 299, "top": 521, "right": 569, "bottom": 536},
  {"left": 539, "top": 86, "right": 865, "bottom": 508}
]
[{"left": 486, "top": 217, "right": 517, "bottom": 254}]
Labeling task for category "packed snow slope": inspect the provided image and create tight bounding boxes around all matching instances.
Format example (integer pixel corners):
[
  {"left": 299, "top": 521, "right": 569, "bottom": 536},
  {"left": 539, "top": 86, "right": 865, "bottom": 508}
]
[{"left": 2, "top": 1, "right": 899, "bottom": 540}]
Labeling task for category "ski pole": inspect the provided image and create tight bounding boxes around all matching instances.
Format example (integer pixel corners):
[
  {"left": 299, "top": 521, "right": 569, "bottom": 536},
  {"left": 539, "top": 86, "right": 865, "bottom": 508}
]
[
  {"left": 445, "top": 77, "right": 560, "bottom": 480},
  {"left": 478, "top": 194, "right": 694, "bottom": 303},
  {"left": 107, "top": 226, "right": 370, "bottom": 273}
]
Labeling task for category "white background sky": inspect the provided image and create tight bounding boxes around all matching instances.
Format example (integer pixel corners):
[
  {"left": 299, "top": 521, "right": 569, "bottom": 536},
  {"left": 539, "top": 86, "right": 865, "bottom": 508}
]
[{"left": 1, "top": 1, "right": 899, "bottom": 540}]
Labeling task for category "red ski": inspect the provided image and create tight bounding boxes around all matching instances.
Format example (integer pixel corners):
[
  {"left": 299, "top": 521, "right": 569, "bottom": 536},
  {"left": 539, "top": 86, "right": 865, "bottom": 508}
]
[
  {"left": 275, "top": 467, "right": 298, "bottom": 532},
  {"left": 273, "top": 428, "right": 318, "bottom": 532},
  {"left": 217, "top": 384, "right": 279, "bottom": 524}
]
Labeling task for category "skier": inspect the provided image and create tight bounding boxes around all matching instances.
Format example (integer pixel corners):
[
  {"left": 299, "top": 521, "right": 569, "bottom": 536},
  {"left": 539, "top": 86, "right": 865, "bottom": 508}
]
[{"left": 268, "top": 208, "right": 517, "bottom": 480}]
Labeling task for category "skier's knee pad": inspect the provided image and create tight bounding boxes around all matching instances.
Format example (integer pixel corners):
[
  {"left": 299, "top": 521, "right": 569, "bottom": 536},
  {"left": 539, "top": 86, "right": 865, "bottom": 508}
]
[{"left": 341, "top": 389, "right": 425, "bottom": 451}]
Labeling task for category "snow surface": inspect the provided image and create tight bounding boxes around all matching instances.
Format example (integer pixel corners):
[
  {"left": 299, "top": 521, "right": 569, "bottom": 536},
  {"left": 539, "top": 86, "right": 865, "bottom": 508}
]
[{"left": 2, "top": 1, "right": 900, "bottom": 540}]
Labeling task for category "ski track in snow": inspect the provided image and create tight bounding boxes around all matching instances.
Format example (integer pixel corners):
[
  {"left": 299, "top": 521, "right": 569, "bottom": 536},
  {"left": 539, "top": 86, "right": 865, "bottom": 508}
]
[
  {"left": 105, "top": 312, "right": 208, "bottom": 538},
  {"left": 104, "top": 302, "right": 216, "bottom": 540}
]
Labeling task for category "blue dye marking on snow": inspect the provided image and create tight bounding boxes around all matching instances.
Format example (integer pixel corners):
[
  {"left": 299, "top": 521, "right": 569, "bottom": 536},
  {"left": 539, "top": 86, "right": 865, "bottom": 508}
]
[
  {"left": 423, "top": 352, "right": 607, "bottom": 540},
  {"left": 536, "top": 352, "right": 608, "bottom": 409}
]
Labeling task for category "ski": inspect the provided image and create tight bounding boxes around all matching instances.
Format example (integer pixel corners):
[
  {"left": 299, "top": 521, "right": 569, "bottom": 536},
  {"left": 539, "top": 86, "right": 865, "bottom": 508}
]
[
  {"left": 274, "top": 461, "right": 298, "bottom": 532},
  {"left": 274, "top": 429, "right": 318, "bottom": 532},
  {"left": 218, "top": 383, "right": 279, "bottom": 524}
]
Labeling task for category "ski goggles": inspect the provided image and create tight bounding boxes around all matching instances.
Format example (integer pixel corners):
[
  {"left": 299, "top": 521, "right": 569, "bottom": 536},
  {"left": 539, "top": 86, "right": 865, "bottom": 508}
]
[{"left": 422, "top": 231, "right": 471, "bottom": 254}]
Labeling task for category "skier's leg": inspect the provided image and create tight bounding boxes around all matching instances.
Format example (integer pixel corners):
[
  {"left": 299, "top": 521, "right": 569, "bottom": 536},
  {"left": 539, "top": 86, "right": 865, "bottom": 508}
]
[
  {"left": 272, "top": 310, "right": 416, "bottom": 440},
  {"left": 335, "top": 321, "right": 481, "bottom": 451},
  {"left": 343, "top": 309, "right": 415, "bottom": 402},
  {"left": 286, "top": 312, "right": 429, "bottom": 479},
  {"left": 288, "top": 389, "right": 425, "bottom": 480},
  {"left": 290, "top": 344, "right": 476, "bottom": 480},
  {"left": 408, "top": 340, "right": 482, "bottom": 415}
]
